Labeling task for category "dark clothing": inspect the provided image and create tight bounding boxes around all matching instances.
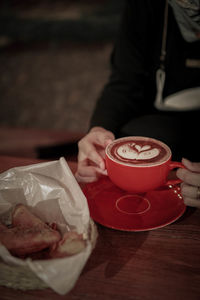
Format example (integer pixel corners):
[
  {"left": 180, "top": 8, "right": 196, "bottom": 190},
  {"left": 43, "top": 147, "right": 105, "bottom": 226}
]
[{"left": 90, "top": 0, "right": 200, "bottom": 161}]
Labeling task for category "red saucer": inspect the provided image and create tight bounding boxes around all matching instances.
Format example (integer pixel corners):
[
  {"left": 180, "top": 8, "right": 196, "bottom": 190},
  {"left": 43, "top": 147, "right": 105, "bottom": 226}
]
[{"left": 83, "top": 176, "right": 186, "bottom": 231}]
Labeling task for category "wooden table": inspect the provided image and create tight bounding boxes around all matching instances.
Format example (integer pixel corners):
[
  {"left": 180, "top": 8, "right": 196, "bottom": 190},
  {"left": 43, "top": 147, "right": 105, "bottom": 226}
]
[
  {"left": 0, "top": 127, "right": 84, "bottom": 160},
  {"left": 0, "top": 155, "right": 200, "bottom": 300}
]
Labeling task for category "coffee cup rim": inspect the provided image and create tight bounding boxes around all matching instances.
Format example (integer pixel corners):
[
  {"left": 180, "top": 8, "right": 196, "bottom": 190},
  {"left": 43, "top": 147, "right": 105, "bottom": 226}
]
[{"left": 105, "top": 136, "right": 172, "bottom": 167}]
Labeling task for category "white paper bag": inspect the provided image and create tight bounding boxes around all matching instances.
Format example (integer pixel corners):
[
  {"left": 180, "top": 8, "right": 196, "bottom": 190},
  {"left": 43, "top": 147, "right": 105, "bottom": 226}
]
[{"left": 0, "top": 157, "right": 97, "bottom": 295}]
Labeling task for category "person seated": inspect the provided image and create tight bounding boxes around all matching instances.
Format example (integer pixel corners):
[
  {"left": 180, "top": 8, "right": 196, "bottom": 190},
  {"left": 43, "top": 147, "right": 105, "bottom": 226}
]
[{"left": 76, "top": 0, "right": 200, "bottom": 208}]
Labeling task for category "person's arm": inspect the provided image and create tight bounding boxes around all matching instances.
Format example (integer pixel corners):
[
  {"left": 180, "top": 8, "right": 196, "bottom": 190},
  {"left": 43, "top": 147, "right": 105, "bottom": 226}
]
[
  {"left": 76, "top": 0, "right": 163, "bottom": 183},
  {"left": 90, "top": 0, "right": 158, "bottom": 136}
]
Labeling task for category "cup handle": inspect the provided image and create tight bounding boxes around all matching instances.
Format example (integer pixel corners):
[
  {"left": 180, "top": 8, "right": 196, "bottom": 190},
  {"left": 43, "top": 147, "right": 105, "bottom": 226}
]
[{"left": 166, "top": 161, "right": 185, "bottom": 186}]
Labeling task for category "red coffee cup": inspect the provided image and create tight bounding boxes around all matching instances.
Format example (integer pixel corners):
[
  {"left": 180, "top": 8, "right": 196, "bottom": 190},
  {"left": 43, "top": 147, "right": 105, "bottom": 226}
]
[{"left": 105, "top": 136, "right": 184, "bottom": 193}]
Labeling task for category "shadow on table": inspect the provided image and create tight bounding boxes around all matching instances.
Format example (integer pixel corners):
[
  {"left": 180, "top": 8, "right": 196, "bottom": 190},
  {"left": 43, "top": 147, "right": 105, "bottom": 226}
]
[
  {"left": 175, "top": 206, "right": 197, "bottom": 224},
  {"left": 82, "top": 225, "right": 148, "bottom": 278}
]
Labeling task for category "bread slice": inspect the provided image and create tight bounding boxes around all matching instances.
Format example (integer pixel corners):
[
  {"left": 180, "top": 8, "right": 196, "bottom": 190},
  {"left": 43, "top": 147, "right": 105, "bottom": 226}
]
[{"left": 0, "top": 204, "right": 61, "bottom": 256}]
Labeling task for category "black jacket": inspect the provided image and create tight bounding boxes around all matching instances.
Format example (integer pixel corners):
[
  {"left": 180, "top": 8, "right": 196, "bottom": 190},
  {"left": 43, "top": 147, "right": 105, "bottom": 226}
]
[{"left": 90, "top": 0, "right": 200, "bottom": 137}]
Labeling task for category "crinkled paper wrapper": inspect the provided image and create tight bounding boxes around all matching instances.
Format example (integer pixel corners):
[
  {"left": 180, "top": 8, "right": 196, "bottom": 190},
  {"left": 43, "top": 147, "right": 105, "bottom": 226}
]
[{"left": 0, "top": 157, "right": 97, "bottom": 295}]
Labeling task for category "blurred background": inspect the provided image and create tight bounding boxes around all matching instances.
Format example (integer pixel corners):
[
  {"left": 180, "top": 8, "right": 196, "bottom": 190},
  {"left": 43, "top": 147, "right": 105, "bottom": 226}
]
[{"left": 0, "top": 0, "right": 124, "bottom": 134}]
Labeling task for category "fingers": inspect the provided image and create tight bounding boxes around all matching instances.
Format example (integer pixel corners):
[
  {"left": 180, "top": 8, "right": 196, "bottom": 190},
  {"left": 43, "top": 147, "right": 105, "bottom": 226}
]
[
  {"left": 90, "top": 129, "right": 114, "bottom": 148},
  {"left": 78, "top": 141, "right": 105, "bottom": 170},
  {"left": 180, "top": 184, "right": 200, "bottom": 208},
  {"left": 90, "top": 126, "right": 115, "bottom": 141},
  {"left": 75, "top": 172, "right": 100, "bottom": 183},
  {"left": 182, "top": 199, "right": 200, "bottom": 208},
  {"left": 176, "top": 168, "right": 200, "bottom": 187},
  {"left": 77, "top": 159, "right": 107, "bottom": 177},
  {"left": 181, "top": 182, "right": 198, "bottom": 199},
  {"left": 181, "top": 158, "right": 200, "bottom": 172},
  {"left": 75, "top": 170, "right": 108, "bottom": 183},
  {"left": 176, "top": 158, "right": 200, "bottom": 208},
  {"left": 75, "top": 161, "right": 107, "bottom": 183},
  {"left": 76, "top": 127, "right": 114, "bottom": 183},
  {"left": 78, "top": 129, "right": 114, "bottom": 170}
]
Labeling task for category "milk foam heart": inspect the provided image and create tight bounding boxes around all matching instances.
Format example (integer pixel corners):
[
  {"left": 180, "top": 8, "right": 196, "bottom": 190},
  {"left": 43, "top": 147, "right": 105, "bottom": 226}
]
[
  {"left": 107, "top": 137, "right": 170, "bottom": 166},
  {"left": 116, "top": 144, "right": 160, "bottom": 160}
]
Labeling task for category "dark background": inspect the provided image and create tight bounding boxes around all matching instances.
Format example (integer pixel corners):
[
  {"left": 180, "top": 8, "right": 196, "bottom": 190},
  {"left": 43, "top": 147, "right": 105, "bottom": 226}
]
[{"left": 0, "top": 0, "right": 124, "bottom": 133}]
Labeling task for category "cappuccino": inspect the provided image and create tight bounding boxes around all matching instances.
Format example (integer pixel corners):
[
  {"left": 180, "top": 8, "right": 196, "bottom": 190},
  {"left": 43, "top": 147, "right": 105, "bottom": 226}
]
[{"left": 106, "top": 137, "right": 170, "bottom": 166}]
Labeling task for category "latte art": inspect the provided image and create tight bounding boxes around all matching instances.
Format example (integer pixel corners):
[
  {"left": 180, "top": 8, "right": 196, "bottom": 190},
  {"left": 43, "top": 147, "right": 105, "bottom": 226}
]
[
  {"left": 107, "top": 137, "right": 170, "bottom": 166},
  {"left": 116, "top": 143, "right": 160, "bottom": 161}
]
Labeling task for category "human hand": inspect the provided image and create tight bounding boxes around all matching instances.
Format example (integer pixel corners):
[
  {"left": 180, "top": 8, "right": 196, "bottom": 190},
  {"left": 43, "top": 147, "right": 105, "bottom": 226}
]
[
  {"left": 75, "top": 127, "right": 115, "bottom": 182},
  {"left": 176, "top": 158, "right": 200, "bottom": 208}
]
